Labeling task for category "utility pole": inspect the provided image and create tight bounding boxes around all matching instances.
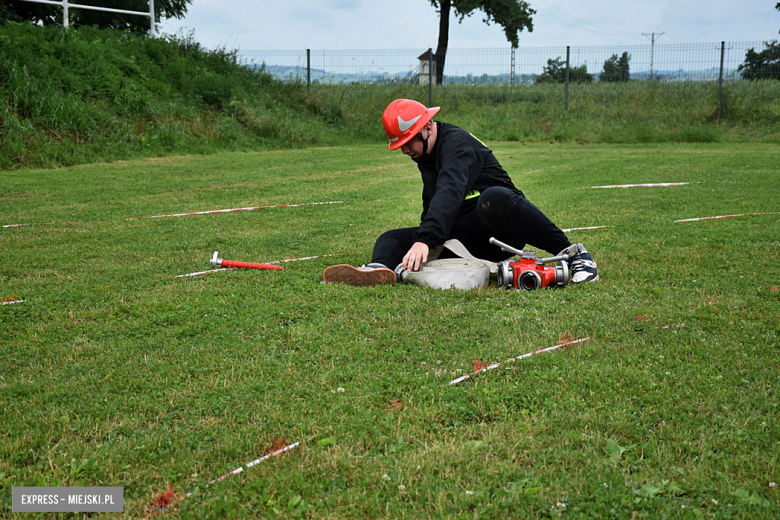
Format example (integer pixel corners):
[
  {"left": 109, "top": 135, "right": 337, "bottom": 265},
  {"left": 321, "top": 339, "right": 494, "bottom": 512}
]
[
  {"left": 642, "top": 31, "right": 664, "bottom": 80},
  {"left": 510, "top": 46, "right": 516, "bottom": 86}
]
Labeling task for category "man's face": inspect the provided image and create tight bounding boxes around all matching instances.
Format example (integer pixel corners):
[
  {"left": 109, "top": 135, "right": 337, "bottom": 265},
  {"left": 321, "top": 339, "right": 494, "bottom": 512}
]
[
  {"left": 400, "top": 137, "right": 424, "bottom": 160},
  {"left": 400, "top": 123, "right": 431, "bottom": 161}
]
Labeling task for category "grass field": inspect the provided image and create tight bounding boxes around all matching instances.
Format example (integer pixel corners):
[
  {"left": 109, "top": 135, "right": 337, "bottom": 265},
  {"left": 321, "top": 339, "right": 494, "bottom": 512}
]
[{"left": 1, "top": 142, "right": 778, "bottom": 518}]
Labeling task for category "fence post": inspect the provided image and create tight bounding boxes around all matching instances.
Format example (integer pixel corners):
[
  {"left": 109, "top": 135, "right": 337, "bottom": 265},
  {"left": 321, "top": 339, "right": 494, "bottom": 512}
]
[
  {"left": 63, "top": 0, "right": 69, "bottom": 27},
  {"left": 565, "top": 46, "right": 570, "bottom": 112},
  {"left": 717, "top": 41, "right": 724, "bottom": 124},
  {"left": 428, "top": 48, "right": 433, "bottom": 107},
  {"left": 307, "top": 49, "right": 311, "bottom": 95}
]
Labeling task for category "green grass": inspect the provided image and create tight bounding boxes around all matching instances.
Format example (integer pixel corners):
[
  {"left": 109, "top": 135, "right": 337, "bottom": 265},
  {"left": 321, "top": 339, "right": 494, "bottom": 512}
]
[
  {"left": 1, "top": 143, "right": 779, "bottom": 518},
  {"left": 0, "top": 23, "right": 352, "bottom": 170},
  {"left": 3, "top": 23, "right": 780, "bottom": 171},
  {"left": 312, "top": 80, "right": 780, "bottom": 145}
]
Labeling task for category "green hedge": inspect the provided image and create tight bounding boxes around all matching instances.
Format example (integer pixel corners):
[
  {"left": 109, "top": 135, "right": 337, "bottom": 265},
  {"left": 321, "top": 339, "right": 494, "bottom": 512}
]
[{"left": 0, "top": 23, "right": 348, "bottom": 169}]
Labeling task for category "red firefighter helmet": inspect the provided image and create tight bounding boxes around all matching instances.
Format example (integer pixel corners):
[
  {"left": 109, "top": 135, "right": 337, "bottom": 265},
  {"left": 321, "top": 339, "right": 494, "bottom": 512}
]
[{"left": 382, "top": 99, "right": 440, "bottom": 150}]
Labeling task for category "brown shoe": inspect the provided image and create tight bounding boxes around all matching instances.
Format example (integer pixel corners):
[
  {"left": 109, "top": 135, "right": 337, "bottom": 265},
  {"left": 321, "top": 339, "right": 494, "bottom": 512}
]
[{"left": 323, "top": 264, "right": 396, "bottom": 287}]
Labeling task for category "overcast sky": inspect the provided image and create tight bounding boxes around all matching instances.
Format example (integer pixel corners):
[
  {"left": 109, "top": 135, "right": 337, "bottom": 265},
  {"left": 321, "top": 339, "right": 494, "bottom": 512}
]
[{"left": 159, "top": 0, "right": 780, "bottom": 51}]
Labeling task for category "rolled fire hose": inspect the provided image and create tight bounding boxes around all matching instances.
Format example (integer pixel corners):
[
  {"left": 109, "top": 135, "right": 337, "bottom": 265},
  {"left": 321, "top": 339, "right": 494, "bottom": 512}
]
[{"left": 396, "top": 258, "right": 490, "bottom": 290}]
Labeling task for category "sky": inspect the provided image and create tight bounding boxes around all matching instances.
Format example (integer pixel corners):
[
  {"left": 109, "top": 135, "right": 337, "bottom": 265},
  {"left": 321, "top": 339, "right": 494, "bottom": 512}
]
[{"left": 158, "top": 0, "right": 780, "bottom": 51}]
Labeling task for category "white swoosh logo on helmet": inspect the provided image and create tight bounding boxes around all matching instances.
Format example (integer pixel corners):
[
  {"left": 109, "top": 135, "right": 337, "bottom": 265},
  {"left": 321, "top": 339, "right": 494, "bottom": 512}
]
[{"left": 398, "top": 115, "right": 421, "bottom": 132}]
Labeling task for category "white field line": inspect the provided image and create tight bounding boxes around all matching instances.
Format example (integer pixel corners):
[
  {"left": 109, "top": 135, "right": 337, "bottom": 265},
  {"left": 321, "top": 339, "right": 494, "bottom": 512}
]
[
  {"left": 449, "top": 337, "right": 590, "bottom": 385},
  {"left": 1, "top": 300, "right": 25, "bottom": 305}
]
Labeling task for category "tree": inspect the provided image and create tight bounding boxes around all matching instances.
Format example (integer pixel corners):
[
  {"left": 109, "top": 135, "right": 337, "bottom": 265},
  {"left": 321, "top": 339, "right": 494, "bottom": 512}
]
[
  {"left": 535, "top": 57, "right": 565, "bottom": 83},
  {"left": 429, "top": 0, "right": 535, "bottom": 84},
  {"left": 0, "top": 0, "right": 190, "bottom": 34},
  {"left": 601, "top": 52, "right": 631, "bottom": 82},
  {"left": 734, "top": 2, "right": 779, "bottom": 79},
  {"left": 570, "top": 64, "right": 593, "bottom": 83},
  {"left": 738, "top": 40, "right": 780, "bottom": 80},
  {"left": 535, "top": 57, "right": 593, "bottom": 84}
]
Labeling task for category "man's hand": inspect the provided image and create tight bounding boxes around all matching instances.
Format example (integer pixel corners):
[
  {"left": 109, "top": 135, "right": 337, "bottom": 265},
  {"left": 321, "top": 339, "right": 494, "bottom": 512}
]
[{"left": 402, "top": 242, "right": 429, "bottom": 271}]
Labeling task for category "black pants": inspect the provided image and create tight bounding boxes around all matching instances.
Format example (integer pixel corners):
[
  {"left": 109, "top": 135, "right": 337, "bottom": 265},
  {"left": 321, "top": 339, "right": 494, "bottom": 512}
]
[{"left": 371, "top": 186, "right": 572, "bottom": 269}]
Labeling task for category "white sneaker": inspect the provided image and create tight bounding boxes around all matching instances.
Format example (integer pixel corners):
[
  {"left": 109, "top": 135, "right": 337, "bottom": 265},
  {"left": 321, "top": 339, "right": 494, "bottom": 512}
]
[{"left": 566, "top": 244, "right": 599, "bottom": 284}]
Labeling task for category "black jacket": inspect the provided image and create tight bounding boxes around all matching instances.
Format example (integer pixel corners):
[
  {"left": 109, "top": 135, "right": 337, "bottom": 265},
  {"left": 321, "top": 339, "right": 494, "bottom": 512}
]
[{"left": 412, "top": 122, "right": 522, "bottom": 248}]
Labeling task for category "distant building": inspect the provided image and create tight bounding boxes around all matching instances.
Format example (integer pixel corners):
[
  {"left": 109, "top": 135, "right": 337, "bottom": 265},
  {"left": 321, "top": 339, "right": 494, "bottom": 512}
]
[{"left": 417, "top": 50, "right": 436, "bottom": 85}]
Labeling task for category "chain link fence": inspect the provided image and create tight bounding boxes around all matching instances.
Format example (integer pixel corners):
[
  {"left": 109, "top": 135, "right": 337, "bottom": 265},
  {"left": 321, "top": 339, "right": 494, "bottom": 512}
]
[
  {"left": 237, "top": 42, "right": 778, "bottom": 85},
  {"left": 236, "top": 42, "right": 779, "bottom": 127}
]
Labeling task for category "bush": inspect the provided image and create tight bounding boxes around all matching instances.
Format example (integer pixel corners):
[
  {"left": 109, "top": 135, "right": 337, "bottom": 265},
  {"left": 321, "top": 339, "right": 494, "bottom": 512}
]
[{"left": 535, "top": 57, "right": 594, "bottom": 84}]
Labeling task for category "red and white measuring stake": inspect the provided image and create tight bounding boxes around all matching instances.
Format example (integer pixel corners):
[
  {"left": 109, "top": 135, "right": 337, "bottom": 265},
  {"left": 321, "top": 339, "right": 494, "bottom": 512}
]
[
  {"left": 675, "top": 212, "right": 778, "bottom": 222},
  {"left": 185, "top": 440, "right": 302, "bottom": 497},
  {"left": 271, "top": 254, "right": 340, "bottom": 264},
  {"left": 561, "top": 225, "right": 608, "bottom": 232},
  {"left": 590, "top": 182, "right": 695, "bottom": 189},
  {"left": 131, "top": 201, "right": 343, "bottom": 220},
  {"left": 449, "top": 337, "right": 590, "bottom": 385}
]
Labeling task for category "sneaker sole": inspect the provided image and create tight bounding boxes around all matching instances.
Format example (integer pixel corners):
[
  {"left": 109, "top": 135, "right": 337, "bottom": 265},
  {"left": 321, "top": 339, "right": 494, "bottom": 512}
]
[
  {"left": 572, "top": 273, "right": 599, "bottom": 284},
  {"left": 323, "top": 265, "right": 396, "bottom": 287}
]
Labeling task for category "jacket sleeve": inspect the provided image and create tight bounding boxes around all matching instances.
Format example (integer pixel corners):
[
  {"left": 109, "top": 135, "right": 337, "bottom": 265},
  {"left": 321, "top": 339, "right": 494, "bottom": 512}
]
[{"left": 412, "top": 141, "right": 484, "bottom": 248}]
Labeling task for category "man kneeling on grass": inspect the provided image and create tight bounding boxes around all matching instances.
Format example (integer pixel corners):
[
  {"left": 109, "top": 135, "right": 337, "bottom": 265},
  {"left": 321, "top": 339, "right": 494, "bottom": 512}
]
[{"left": 323, "top": 98, "right": 598, "bottom": 287}]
